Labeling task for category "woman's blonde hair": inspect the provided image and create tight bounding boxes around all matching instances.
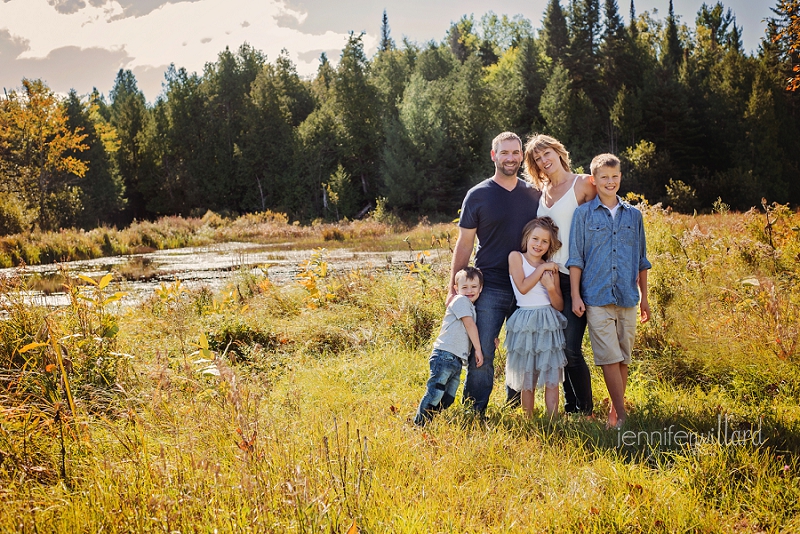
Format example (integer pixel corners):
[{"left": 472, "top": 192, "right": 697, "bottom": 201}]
[{"left": 523, "top": 134, "right": 572, "bottom": 189}]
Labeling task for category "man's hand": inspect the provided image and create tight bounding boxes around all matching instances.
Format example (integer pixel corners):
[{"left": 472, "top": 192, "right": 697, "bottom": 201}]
[{"left": 446, "top": 286, "right": 458, "bottom": 306}]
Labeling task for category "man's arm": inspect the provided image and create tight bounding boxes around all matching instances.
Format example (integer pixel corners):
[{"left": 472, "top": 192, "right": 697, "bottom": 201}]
[
  {"left": 448, "top": 226, "right": 477, "bottom": 304},
  {"left": 638, "top": 269, "right": 650, "bottom": 323}
]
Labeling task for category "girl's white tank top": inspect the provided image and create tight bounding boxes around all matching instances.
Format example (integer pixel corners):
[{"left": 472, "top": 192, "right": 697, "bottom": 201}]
[
  {"left": 510, "top": 253, "right": 552, "bottom": 307},
  {"left": 537, "top": 176, "right": 580, "bottom": 275}
]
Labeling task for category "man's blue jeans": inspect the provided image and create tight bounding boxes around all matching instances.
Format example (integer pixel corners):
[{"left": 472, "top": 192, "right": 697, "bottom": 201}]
[
  {"left": 559, "top": 272, "right": 593, "bottom": 414},
  {"left": 463, "top": 285, "right": 517, "bottom": 414},
  {"left": 414, "top": 349, "right": 464, "bottom": 426}
]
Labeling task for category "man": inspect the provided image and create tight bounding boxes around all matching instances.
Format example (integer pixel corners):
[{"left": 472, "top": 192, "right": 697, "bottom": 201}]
[{"left": 448, "top": 131, "right": 541, "bottom": 415}]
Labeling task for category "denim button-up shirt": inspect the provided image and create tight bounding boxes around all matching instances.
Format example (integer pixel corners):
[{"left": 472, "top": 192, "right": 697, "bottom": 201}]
[{"left": 566, "top": 196, "right": 652, "bottom": 308}]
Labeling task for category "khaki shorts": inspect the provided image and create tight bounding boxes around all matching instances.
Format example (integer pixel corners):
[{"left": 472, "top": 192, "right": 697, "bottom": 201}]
[{"left": 586, "top": 305, "right": 638, "bottom": 366}]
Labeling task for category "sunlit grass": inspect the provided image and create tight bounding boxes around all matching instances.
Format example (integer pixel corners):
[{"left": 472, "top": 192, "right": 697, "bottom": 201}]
[{"left": 2, "top": 204, "right": 800, "bottom": 531}]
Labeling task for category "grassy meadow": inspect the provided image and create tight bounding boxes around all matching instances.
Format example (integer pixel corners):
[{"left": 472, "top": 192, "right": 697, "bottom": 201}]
[{"left": 1, "top": 200, "right": 800, "bottom": 533}]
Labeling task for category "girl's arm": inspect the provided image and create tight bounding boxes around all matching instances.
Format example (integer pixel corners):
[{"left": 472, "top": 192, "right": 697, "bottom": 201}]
[
  {"left": 461, "top": 316, "right": 483, "bottom": 367},
  {"left": 508, "top": 252, "right": 553, "bottom": 294},
  {"left": 541, "top": 270, "right": 564, "bottom": 311}
]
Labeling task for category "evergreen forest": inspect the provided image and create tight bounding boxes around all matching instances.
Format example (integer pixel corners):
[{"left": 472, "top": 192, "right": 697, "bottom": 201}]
[{"left": 1, "top": 0, "right": 799, "bottom": 232}]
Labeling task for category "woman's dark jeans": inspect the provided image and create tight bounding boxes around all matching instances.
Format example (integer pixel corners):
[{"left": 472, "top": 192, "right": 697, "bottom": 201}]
[{"left": 559, "top": 271, "right": 593, "bottom": 414}]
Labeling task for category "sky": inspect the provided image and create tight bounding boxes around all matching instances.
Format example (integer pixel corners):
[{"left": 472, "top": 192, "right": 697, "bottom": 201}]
[{"left": 0, "top": 0, "right": 775, "bottom": 103}]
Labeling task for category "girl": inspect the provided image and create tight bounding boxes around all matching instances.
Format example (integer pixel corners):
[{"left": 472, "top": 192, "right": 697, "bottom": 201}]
[{"left": 504, "top": 217, "right": 568, "bottom": 418}]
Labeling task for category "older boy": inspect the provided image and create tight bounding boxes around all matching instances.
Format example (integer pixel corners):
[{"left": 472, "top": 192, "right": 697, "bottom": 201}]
[
  {"left": 414, "top": 267, "right": 484, "bottom": 426},
  {"left": 566, "top": 154, "right": 651, "bottom": 429}
]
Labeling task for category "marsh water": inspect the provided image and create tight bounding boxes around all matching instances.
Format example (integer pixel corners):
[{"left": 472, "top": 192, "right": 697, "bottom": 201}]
[{"left": 0, "top": 242, "right": 427, "bottom": 307}]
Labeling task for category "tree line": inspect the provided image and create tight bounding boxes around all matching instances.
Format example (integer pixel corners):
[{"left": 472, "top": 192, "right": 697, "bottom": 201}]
[{"left": 1, "top": 0, "right": 798, "bottom": 233}]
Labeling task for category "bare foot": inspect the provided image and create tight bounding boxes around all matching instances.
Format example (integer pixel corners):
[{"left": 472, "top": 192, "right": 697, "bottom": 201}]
[{"left": 607, "top": 405, "right": 618, "bottom": 429}]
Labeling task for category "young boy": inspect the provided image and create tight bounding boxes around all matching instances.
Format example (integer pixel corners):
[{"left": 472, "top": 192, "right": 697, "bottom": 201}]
[
  {"left": 566, "top": 153, "right": 651, "bottom": 429},
  {"left": 414, "top": 267, "right": 484, "bottom": 426}
]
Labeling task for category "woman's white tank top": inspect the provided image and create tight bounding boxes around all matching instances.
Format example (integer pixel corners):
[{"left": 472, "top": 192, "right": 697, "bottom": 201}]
[
  {"left": 510, "top": 253, "right": 552, "bottom": 307},
  {"left": 537, "top": 176, "right": 580, "bottom": 275}
]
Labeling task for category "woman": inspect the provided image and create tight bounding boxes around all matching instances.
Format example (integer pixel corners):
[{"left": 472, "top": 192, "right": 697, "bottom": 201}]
[{"left": 522, "top": 134, "right": 596, "bottom": 415}]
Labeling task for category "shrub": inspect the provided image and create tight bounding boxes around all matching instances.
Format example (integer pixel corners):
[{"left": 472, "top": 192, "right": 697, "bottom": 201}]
[
  {"left": 0, "top": 192, "right": 33, "bottom": 235},
  {"left": 322, "top": 227, "right": 346, "bottom": 241}
]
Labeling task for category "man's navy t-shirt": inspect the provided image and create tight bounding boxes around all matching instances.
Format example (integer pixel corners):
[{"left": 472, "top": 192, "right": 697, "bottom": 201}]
[{"left": 459, "top": 178, "right": 541, "bottom": 291}]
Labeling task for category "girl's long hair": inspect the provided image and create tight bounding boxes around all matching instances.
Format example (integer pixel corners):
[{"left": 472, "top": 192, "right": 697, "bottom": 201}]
[{"left": 520, "top": 216, "right": 561, "bottom": 261}]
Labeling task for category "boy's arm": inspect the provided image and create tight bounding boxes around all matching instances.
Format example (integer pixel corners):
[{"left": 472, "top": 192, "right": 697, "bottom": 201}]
[
  {"left": 461, "top": 316, "right": 483, "bottom": 367},
  {"left": 638, "top": 269, "right": 650, "bottom": 323},
  {"left": 569, "top": 266, "right": 585, "bottom": 317},
  {"left": 636, "top": 210, "right": 651, "bottom": 323},
  {"left": 566, "top": 207, "right": 587, "bottom": 317}
]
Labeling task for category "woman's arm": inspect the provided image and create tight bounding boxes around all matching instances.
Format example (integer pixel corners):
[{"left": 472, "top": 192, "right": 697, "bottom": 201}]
[{"left": 574, "top": 173, "right": 597, "bottom": 205}]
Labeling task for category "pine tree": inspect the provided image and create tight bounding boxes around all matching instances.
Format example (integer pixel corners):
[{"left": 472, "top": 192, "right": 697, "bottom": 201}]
[
  {"left": 239, "top": 64, "right": 298, "bottom": 214},
  {"left": 541, "top": 0, "right": 570, "bottom": 62},
  {"left": 64, "top": 90, "right": 125, "bottom": 228},
  {"left": 381, "top": 73, "right": 450, "bottom": 211},
  {"left": 332, "top": 33, "right": 382, "bottom": 215},
  {"left": 109, "top": 69, "right": 151, "bottom": 221},
  {"left": 372, "top": 31, "right": 416, "bottom": 120},
  {"left": 766, "top": 0, "right": 800, "bottom": 91},
  {"left": 565, "top": 0, "right": 601, "bottom": 98},
  {"left": 743, "top": 66, "right": 786, "bottom": 199},
  {"left": 274, "top": 49, "right": 315, "bottom": 127},
  {"left": 628, "top": 0, "right": 638, "bottom": 40},
  {"left": 416, "top": 43, "right": 458, "bottom": 82},
  {"left": 662, "top": 0, "right": 683, "bottom": 74},
  {"left": 380, "top": 10, "right": 395, "bottom": 52},
  {"left": 515, "top": 36, "right": 547, "bottom": 132},
  {"left": 448, "top": 16, "right": 479, "bottom": 63}
]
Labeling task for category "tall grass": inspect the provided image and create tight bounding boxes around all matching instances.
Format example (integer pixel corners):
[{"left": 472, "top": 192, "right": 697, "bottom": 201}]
[{"left": 1, "top": 204, "right": 799, "bottom": 532}]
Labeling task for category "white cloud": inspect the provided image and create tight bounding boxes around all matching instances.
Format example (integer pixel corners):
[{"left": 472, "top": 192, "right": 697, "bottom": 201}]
[{"left": 0, "top": 0, "right": 372, "bottom": 100}]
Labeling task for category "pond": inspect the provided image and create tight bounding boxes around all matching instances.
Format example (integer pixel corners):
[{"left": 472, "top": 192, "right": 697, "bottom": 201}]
[{"left": 0, "top": 242, "right": 435, "bottom": 307}]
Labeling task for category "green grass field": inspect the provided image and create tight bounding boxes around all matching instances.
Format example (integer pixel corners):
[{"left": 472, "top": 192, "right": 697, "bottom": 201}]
[{"left": 1, "top": 201, "right": 799, "bottom": 532}]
